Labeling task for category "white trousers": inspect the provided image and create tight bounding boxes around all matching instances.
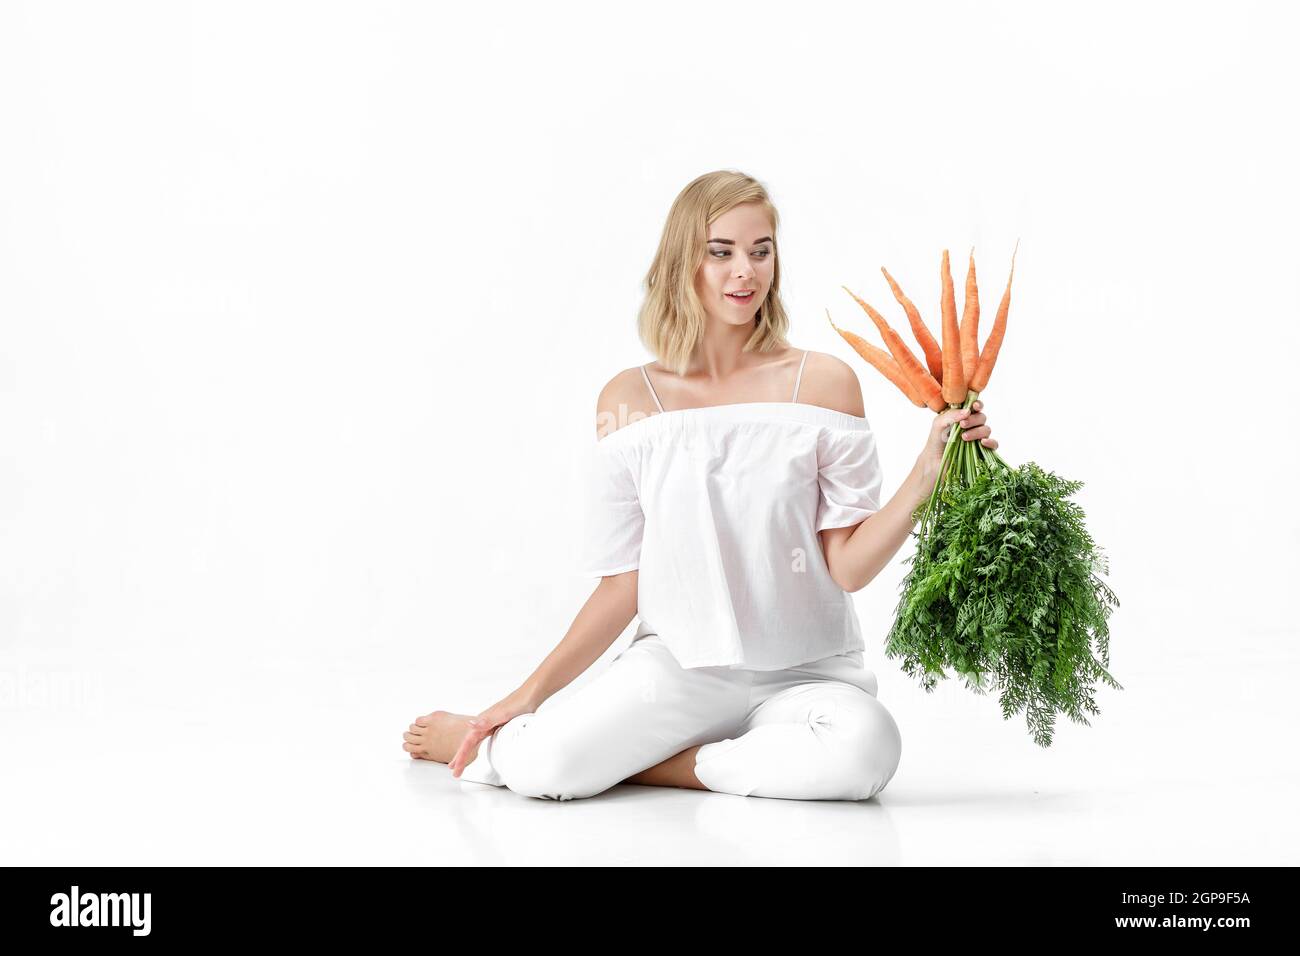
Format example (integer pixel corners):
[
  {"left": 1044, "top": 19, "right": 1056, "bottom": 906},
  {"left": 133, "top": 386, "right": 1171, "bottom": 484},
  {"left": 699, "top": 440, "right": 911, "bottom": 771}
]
[{"left": 457, "top": 633, "right": 903, "bottom": 802}]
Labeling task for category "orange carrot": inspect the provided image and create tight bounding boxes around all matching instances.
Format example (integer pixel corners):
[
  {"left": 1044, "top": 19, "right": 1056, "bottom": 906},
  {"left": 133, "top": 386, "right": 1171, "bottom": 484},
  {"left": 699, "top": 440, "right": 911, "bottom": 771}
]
[
  {"left": 882, "top": 324, "right": 946, "bottom": 412},
  {"left": 880, "top": 266, "right": 944, "bottom": 383},
  {"left": 940, "top": 249, "right": 966, "bottom": 404},
  {"left": 970, "top": 239, "right": 1018, "bottom": 393},
  {"left": 959, "top": 247, "right": 980, "bottom": 385},
  {"left": 840, "top": 290, "right": 945, "bottom": 412},
  {"left": 840, "top": 285, "right": 893, "bottom": 340},
  {"left": 825, "top": 310, "right": 925, "bottom": 407}
]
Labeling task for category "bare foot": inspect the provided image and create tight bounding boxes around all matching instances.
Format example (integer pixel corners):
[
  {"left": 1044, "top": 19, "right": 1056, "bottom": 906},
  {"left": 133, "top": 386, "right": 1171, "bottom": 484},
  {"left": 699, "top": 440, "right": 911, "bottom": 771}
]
[{"left": 403, "top": 710, "right": 481, "bottom": 765}]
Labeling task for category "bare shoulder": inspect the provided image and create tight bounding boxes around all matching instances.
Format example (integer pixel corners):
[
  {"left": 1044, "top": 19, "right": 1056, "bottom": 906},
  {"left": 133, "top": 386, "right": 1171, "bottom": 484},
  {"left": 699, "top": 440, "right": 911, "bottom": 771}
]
[
  {"left": 595, "top": 366, "right": 657, "bottom": 440},
  {"left": 797, "top": 350, "right": 865, "bottom": 418}
]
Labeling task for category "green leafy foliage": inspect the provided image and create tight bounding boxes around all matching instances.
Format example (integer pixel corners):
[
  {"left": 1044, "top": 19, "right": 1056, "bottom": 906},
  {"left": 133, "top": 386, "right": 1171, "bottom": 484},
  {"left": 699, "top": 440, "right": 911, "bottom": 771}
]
[{"left": 885, "top": 458, "right": 1122, "bottom": 748}]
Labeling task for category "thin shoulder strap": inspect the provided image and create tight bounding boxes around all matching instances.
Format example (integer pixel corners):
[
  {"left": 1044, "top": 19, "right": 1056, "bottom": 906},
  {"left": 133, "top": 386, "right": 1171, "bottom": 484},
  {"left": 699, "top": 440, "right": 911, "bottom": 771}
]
[
  {"left": 640, "top": 364, "right": 665, "bottom": 413},
  {"left": 791, "top": 349, "right": 810, "bottom": 402}
]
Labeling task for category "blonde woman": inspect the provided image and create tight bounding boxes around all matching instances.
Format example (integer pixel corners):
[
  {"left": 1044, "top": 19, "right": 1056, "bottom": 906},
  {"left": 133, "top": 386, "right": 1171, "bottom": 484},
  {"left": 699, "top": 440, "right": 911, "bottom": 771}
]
[{"left": 402, "top": 170, "right": 997, "bottom": 801}]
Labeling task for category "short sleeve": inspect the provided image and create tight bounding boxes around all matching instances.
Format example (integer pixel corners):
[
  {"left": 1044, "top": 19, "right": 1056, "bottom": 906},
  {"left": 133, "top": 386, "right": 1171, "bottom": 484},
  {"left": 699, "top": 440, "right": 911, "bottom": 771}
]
[
  {"left": 576, "top": 441, "right": 645, "bottom": 578},
  {"left": 815, "top": 424, "right": 883, "bottom": 533}
]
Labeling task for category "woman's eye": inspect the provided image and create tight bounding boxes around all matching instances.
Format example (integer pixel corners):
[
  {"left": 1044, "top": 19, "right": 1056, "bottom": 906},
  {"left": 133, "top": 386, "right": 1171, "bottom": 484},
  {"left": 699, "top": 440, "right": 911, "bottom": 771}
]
[{"left": 710, "top": 249, "right": 771, "bottom": 258}]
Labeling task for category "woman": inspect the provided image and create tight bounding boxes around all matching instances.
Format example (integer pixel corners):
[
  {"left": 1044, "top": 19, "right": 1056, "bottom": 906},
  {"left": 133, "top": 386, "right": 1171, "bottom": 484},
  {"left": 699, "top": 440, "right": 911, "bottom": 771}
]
[{"left": 402, "top": 170, "right": 997, "bottom": 801}]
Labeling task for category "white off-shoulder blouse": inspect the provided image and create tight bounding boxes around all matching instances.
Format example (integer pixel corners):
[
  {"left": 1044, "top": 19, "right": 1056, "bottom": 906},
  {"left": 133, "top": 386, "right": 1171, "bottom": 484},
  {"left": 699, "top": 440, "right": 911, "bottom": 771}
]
[{"left": 576, "top": 355, "right": 884, "bottom": 671}]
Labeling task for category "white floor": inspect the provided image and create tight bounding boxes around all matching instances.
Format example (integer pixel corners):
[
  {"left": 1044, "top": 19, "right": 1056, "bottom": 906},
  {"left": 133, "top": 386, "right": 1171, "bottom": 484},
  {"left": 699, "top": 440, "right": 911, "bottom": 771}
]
[{"left": 4, "top": 624, "right": 1296, "bottom": 866}]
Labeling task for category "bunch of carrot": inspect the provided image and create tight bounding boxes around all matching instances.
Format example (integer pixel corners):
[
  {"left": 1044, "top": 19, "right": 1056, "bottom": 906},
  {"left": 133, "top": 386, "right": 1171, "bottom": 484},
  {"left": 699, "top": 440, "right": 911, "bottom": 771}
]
[
  {"left": 826, "top": 243, "right": 1016, "bottom": 537},
  {"left": 827, "top": 244, "right": 1122, "bottom": 748}
]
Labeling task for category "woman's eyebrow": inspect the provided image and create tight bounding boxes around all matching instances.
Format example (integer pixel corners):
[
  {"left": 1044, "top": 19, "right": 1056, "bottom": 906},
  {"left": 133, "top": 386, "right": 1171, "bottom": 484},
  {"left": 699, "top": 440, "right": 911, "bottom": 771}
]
[{"left": 707, "top": 236, "right": 773, "bottom": 245}]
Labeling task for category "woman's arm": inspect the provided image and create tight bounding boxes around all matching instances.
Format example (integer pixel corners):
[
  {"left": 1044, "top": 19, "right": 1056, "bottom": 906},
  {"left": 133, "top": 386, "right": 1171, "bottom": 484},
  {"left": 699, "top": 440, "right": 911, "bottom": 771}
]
[
  {"left": 447, "top": 572, "right": 637, "bottom": 776},
  {"left": 512, "top": 572, "right": 637, "bottom": 708},
  {"left": 808, "top": 355, "right": 995, "bottom": 593},
  {"left": 823, "top": 402, "right": 995, "bottom": 592},
  {"left": 511, "top": 370, "right": 652, "bottom": 708},
  {"left": 820, "top": 456, "right": 935, "bottom": 593}
]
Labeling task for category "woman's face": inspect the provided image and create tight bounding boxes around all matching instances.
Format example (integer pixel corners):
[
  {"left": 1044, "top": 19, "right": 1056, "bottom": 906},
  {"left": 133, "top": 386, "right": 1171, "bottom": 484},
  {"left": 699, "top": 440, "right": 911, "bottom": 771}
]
[{"left": 694, "top": 202, "right": 775, "bottom": 326}]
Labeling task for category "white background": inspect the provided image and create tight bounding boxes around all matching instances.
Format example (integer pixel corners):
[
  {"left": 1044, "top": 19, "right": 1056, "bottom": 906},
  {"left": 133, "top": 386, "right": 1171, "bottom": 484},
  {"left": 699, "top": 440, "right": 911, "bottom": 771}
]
[{"left": 2, "top": 0, "right": 1296, "bottom": 864}]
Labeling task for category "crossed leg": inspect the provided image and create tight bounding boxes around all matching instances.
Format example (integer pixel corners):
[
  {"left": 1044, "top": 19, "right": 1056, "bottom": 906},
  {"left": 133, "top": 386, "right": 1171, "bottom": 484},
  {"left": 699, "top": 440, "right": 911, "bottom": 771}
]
[
  {"left": 450, "top": 634, "right": 902, "bottom": 802},
  {"left": 689, "top": 679, "right": 903, "bottom": 801},
  {"left": 456, "top": 636, "right": 746, "bottom": 800}
]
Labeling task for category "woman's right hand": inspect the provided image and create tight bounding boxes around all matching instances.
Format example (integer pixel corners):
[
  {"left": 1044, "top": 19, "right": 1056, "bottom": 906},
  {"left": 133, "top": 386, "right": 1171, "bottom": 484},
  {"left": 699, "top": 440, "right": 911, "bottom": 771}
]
[{"left": 448, "top": 691, "right": 541, "bottom": 778}]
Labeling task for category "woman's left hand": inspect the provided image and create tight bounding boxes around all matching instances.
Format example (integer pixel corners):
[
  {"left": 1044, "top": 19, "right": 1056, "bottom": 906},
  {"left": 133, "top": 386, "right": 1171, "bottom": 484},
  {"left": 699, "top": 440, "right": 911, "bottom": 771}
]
[
  {"left": 916, "top": 399, "right": 998, "bottom": 488},
  {"left": 958, "top": 399, "right": 996, "bottom": 449}
]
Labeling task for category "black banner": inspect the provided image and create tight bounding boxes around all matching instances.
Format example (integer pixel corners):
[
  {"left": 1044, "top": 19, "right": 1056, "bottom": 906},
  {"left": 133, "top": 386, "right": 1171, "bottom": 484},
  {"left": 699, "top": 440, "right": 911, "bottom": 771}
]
[{"left": 0, "top": 866, "right": 1284, "bottom": 942}]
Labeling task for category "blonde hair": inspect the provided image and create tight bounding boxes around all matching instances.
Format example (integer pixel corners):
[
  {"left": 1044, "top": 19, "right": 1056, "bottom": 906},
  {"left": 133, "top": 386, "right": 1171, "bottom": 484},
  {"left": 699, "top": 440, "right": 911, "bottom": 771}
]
[{"left": 636, "top": 170, "right": 790, "bottom": 376}]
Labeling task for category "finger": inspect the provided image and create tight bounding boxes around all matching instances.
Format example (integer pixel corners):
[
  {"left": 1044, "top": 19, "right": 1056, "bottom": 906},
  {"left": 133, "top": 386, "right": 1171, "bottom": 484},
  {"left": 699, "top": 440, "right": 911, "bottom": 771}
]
[
  {"left": 449, "top": 732, "right": 481, "bottom": 775},
  {"left": 962, "top": 425, "right": 992, "bottom": 441},
  {"left": 981, "top": 437, "right": 997, "bottom": 448},
  {"left": 961, "top": 412, "right": 987, "bottom": 429}
]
